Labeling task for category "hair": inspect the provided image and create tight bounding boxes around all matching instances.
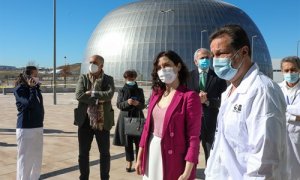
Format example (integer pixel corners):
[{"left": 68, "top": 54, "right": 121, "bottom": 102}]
[
  {"left": 193, "top": 48, "right": 212, "bottom": 60},
  {"left": 123, "top": 69, "right": 137, "bottom": 79},
  {"left": 151, "top": 50, "right": 189, "bottom": 91},
  {"left": 15, "top": 66, "right": 37, "bottom": 87},
  {"left": 209, "top": 24, "right": 252, "bottom": 57},
  {"left": 91, "top": 55, "right": 104, "bottom": 64},
  {"left": 280, "top": 56, "right": 300, "bottom": 69}
]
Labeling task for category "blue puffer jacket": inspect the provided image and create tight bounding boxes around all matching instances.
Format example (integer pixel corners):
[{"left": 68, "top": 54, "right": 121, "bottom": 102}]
[{"left": 14, "top": 84, "right": 44, "bottom": 128}]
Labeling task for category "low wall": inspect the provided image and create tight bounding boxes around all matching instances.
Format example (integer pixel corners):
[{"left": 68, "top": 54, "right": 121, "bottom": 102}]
[
  {"left": 1, "top": 87, "right": 76, "bottom": 95},
  {"left": 1, "top": 86, "right": 125, "bottom": 95}
]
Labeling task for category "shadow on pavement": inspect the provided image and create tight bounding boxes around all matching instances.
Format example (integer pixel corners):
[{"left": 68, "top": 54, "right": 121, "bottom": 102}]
[
  {"left": 0, "top": 141, "right": 17, "bottom": 147},
  {"left": 40, "top": 153, "right": 125, "bottom": 179},
  {"left": 0, "top": 128, "right": 76, "bottom": 134}
]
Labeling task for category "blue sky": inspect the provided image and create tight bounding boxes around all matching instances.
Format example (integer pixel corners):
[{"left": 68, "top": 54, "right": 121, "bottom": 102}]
[{"left": 0, "top": 0, "right": 299, "bottom": 68}]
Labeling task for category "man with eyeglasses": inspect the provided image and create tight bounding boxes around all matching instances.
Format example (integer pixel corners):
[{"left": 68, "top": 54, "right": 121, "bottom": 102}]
[
  {"left": 75, "top": 55, "right": 115, "bottom": 180},
  {"left": 205, "top": 25, "right": 287, "bottom": 179},
  {"left": 187, "top": 48, "right": 227, "bottom": 164}
]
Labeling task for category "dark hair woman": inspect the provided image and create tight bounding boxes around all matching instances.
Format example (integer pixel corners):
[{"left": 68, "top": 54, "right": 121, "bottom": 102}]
[
  {"left": 113, "top": 69, "right": 145, "bottom": 172},
  {"left": 135, "top": 50, "right": 202, "bottom": 180},
  {"left": 13, "top": 66, "right": 44, "bottom": 180}
]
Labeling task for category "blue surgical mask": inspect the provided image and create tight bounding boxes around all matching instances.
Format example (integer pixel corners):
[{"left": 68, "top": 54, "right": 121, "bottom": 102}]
[
  {"left": 126, "top": 81, "right": 136, "bottom": 86},
  {"left": 198, "top": 58, "right": 211, "bottom": 70},
  {"left": 213, "top": 50, "right": 242, "bottom": 81},
  {"left": 284, "top": 73, "right": 299, "bottom": 83}
]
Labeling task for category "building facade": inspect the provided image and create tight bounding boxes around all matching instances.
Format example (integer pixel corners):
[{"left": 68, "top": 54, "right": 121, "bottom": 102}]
[{"left": 83, "top": 0, "right": 272, "bottom": 81}]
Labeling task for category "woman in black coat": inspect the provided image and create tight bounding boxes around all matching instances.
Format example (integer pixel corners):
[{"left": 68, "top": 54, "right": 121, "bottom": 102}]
[{"left": 113, "top": 70, "right": 145, "bottom": 172}]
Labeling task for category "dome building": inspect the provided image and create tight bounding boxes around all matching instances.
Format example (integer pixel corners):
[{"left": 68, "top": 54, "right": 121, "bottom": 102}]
[{"left": 83, "top": 0, "right": 272, "bottom": 81}]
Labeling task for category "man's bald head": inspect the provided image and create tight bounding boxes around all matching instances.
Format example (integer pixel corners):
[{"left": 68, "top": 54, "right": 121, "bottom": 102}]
[{"left": 90, "top": 55, "right": 104, "bottom": 65}]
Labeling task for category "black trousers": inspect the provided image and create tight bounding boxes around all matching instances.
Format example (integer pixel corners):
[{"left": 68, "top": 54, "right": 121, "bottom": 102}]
[
  {"left": 78, "top": 119, "right": 110, "bottom": 180},
  {"left": 200, "top": 117, "right": 216, "bottom": 164},
  {"left": 125, "top": 135, "right": 140, "bottom": 162}
]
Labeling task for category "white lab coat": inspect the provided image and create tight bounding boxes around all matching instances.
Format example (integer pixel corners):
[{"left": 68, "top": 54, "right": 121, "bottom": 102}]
[
  {"left": 279, "top": 80, "right": 300, "bottom": 180},
  {"left": 205, "top": 64, "right": 287, "bottom": 180}
]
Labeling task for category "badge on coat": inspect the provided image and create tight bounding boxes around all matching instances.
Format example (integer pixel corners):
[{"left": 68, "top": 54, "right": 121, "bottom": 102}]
[{"left": 233, "top": 104, "right": 242, "bottom": 113}]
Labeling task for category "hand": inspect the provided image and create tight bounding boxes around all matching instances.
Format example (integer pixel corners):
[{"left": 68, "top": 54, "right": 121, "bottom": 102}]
[
  {"left": 27, "top": 78, "right": 36, "bottom": 87},
  {"left": 135, "top": 159, "right": 142, "bottom": 175},
  {"left": 199, "top": 91, "right": 207, "bottom": 103},
  {"left": 85, "top": 91, "right": 92, "bottom": 95},
  {"left": 127, "top": 98, "right": 135, "bottom": 105},
  {"left": 135, "top": 148, "right": 143, "bottom": 175},
  {"left": 132, "top": 100, "right": 140, "bottom": 106}
]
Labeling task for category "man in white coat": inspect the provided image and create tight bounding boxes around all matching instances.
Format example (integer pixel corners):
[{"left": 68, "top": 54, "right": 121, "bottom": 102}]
[
  {"left": 205, "top": 24, "right": 287, "bottom": 179},
  {"left": 278, "top": 56, "right": 300, "bottom": 180}
]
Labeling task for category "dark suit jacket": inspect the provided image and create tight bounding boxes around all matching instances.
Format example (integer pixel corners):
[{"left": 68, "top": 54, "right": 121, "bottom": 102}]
[
  {"left": 74, "top": 73, "right": 115, "bottom": 130},
  {"left": 187, "top": 68, "right": 227, "bottom": 135}
]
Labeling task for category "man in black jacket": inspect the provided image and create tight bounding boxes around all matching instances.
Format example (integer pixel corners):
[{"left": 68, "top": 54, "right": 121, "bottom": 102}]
[{"left": 187, "top": 48, "right": 227, "bottom": 163}]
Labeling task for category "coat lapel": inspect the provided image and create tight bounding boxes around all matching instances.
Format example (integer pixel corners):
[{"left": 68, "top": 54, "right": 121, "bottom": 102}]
[
  {"left": 205, "top": 69, "right": 213, "bottom": 91},
  {"left": 162, "top": 86, "right": 185, "bottom": 137},
  {"left": 192, "top": 70, "right": 200, "bottom": 92}
]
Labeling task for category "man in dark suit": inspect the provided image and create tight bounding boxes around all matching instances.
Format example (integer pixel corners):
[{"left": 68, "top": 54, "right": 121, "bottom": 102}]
[
  {"left": 75, "top": 55, "right": 115, "bottom": 180},
  {"left": 187, "top": 48, "right": 227, "bottom": 163}
]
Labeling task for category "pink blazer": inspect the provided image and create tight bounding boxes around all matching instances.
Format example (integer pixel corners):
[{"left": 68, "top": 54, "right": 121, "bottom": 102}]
[{"left": 139, "top": 85, "right": 202, "bottom": 180}]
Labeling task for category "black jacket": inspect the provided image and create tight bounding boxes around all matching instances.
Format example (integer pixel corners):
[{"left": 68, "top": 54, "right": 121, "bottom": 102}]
[
  {"left": 113, "top": 83, "right": 145, "bottom": 146},
  {"left": 14, "top": 84, "right": 44, "bottom": 128},
  {"left": 187, "top": 68, "right": 227, "bottom": 135}
]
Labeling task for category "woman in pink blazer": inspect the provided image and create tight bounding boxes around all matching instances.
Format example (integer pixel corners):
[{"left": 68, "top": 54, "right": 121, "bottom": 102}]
[{"left": 135, "top": 50, "right": 202, "bottom": 180}]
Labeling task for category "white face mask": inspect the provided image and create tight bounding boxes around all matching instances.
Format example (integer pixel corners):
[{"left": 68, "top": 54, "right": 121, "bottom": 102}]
[
  {"left": 89, "top": 63, "right": 99, "bottom": 74},
  {"left": 157, "top": 67, "right": 177, "bottom": 84}
]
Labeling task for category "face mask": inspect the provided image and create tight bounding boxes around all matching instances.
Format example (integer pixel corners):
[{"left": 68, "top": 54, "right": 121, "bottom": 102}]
[
  {"left": 213, "top": 50, "right": 242, "bottom": 80},
  {"left": 126, "top": 81, "right": 135, "bottom": 86},
  {"left": 89, "top": 63, "right": 99, "bottom": 74},
  {"left": 198, "top": 58, "right": 211, "bottom": 70},
  {"left": 157, "top": 67, "right": 177, "bottom": 84},
  {"left": 284, "top": 73, "right": 299, "bottom": 83}
]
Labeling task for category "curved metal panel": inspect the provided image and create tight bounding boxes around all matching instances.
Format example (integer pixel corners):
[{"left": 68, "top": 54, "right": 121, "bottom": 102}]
[{"left": 83, "top": 0, "right": 272, "bottom": 80}]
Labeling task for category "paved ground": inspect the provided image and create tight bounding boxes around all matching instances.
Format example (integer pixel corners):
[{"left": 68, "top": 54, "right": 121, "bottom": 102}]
[{"left": 0, "top": 90, "right": 205, "bottom": 180}]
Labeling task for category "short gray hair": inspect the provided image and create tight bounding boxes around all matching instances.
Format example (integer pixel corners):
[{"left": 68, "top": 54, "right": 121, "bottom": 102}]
[
  {"left": 280, "top": 56, "right": 300, "bottom": 69},
  {"left": 193, "top": 48, "right": 212, "bottom": 60}
]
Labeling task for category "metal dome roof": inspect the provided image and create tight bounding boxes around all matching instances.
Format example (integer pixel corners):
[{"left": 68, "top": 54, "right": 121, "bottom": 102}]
[{"left": 83, "top": 0, "right": 272, "bottom": 80}]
